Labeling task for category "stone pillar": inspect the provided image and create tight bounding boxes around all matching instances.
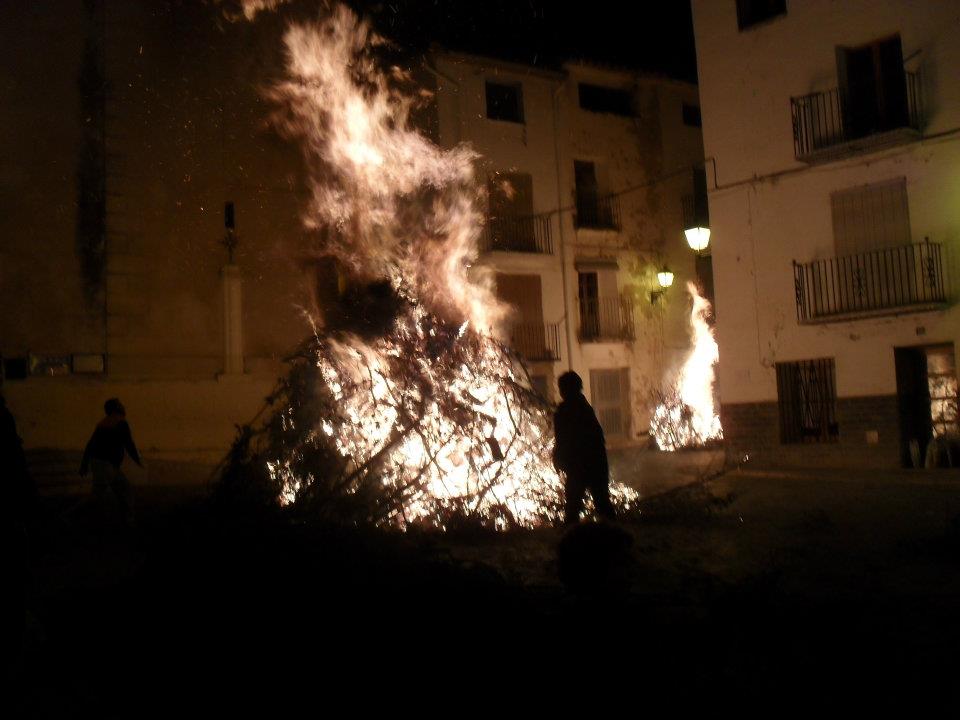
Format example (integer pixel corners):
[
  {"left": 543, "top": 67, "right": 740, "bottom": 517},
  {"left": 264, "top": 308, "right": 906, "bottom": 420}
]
[{"left": 221, "top": 264, "right": 244, "bottom": 375}]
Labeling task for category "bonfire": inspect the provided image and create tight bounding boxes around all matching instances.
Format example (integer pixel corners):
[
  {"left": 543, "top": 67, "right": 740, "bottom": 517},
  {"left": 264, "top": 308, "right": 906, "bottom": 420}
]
[
  {"left": 218, "top": 1, "right": 637, "bottom": 529},
  {"left": 651, "top": 283, "right": 723, "bottom": 451}
]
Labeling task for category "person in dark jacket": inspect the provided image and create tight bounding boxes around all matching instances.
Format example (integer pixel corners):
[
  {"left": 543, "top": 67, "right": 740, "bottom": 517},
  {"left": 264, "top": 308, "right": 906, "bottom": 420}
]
[
  {"left": 80, "top": 398, "right": 143, "bottom": 525},
  {"left": 552, "top": 371, "right": 615, "bottom": 525}
]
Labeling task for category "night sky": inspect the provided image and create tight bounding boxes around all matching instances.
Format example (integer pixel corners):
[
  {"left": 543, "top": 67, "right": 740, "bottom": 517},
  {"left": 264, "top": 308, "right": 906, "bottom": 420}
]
[{"left": 352, "top": 0, "right": 699, "bottom": 82}]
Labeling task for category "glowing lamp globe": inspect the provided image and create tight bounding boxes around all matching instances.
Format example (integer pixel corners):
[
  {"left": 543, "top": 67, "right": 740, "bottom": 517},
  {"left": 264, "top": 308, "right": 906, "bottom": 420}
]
[
  {"left": 657, "top": 268, "right": 675, "bottom": 288},
  {"left": 684, "top": 226, "right": 711, "bottom": 252}
]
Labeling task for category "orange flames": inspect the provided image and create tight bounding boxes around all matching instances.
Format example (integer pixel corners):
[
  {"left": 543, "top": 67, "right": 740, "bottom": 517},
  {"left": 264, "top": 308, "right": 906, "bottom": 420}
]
[
  {"left": 232, "top": 2, "right": 637, "bottom": 527},
  {"left": 651, "top": 283, "right": 723, "bottom": 451}
]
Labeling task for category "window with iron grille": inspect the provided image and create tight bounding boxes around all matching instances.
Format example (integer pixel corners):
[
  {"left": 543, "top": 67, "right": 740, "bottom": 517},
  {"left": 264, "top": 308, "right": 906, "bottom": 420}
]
[
  {"left": 776, "top": 358, "right": 839, "bottom": 443},
  {"left": 590, "top": 368, "right": 630, "bottom": 440}
]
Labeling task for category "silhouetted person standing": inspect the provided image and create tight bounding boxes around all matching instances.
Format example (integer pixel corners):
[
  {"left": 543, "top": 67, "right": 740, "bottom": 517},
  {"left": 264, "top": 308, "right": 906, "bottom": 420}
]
[
  {"left": 552, "top": 371, "right": 615, "bottom": 525},
  {"left": 80, "top": 398, "right": 143, "bottom": 526}
]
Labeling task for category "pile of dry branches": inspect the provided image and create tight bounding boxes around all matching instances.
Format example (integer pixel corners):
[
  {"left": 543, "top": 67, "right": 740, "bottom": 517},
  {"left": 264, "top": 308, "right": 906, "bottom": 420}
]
[{"left": 216, "top": 295, "right": 564, "bottom": 529}]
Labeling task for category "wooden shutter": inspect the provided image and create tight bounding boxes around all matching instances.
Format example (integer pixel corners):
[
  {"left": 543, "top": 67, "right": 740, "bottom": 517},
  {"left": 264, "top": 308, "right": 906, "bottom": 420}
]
[
  {"left": 831, "top": 177, "right": 910, "bottom": 256},
  {"left": 590, "top": 368, "right": 630, "bottom": 439}
]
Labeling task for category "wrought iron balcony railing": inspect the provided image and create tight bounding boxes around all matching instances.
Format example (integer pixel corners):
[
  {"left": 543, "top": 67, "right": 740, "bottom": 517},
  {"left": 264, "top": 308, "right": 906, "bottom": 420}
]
[
  {"left": 578, "top": 296, "right": 635, "bottom": 341},
  {"left": 790, "top": 71, "right": 922, "bottom": 161},
  {"left": 575, "top": 193, "right": 621, "bottom": 231},
  {"left": 793, "top": 240, "right": 946, "bottom": 323},
  {"left": 509, "top": 322, "right": 561, "bottom": 362},
  {"left": 480, "top": 213, "right": 553, "bottom": 254}
]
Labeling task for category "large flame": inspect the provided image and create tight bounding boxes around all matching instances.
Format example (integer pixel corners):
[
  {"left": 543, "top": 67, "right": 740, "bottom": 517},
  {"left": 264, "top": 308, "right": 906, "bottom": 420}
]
[
  {"left": 229, "top": 2, "right": 637, "bottom": 527},
  {"left": 651, "top": 282, "right": 723, "bottom": 451},
  {"left": 267, "top": 3, "right": 504, "bottom": 333}
]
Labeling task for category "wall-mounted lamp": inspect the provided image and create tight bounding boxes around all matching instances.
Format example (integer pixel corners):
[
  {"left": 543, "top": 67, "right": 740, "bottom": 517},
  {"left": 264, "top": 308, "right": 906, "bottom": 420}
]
[
  {"left": 684, "top": 225, "right": 711, "bottom": 253},
  {"left": 651, "top": 266, "right": 675, "bottom": 304}
]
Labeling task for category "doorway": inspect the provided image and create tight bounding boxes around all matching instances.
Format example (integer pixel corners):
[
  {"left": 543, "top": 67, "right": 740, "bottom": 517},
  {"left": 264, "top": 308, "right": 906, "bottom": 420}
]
[{"left": 895, "top": 343, "right": 958, "bottom": 467}]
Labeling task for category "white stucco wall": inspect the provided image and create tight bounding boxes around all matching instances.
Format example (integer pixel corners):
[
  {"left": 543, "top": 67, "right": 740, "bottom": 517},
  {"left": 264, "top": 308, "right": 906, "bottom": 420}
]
[{"left": 692, "top": 0, "right": 960, "bottom": 405}]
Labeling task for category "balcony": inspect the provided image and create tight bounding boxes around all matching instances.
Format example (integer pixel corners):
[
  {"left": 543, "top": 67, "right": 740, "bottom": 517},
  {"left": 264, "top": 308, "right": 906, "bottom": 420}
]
[
  {"left": 509, "top": 322, "right": 561, "bottom": 362},
  {"left": 480, "top": 214, "right": 553, "bottom": 254},
  {"left": 790, "top": 70, "right": 922, "bottom": 161},
  {"left": 575, "top": 194, "right": 621, "bottom": 231},
  {"left": 793, "top": 241, "right": 947, "bottom": 324},
  {"left": 578, "top": 296, "right": 635, "bottom": 342}
]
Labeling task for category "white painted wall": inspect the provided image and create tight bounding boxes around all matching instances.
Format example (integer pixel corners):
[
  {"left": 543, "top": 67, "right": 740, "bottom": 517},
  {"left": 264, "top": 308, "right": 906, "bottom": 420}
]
[{"left": 692, "top": 0, "right": 960, "bottom": 404}]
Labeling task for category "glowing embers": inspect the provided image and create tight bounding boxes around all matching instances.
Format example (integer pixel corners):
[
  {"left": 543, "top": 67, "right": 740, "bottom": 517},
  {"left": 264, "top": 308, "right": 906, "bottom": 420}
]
[
  {"left": 265, "top": 303, "right": 603, "bottom": 528},
  {"left": 652, "top": 283, "right": 723, "bottom": 451}
]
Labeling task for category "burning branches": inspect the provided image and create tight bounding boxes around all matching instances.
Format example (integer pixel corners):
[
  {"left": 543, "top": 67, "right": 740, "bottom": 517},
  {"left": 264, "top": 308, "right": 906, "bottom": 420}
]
[
  {"left": 226, "top": 301, "right": 565, "bottom": 529},
  {"left": 652, "top": 283, "right": 723, "bottom": 451},
  {"left": 215, "top": 2, "right": 638, "bottom": 528}
]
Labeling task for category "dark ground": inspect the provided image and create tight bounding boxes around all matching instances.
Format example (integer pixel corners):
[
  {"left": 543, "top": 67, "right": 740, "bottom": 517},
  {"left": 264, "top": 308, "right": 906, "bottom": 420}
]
[{"left": 10, "top": 465, "right": 960, "bottom": 714}]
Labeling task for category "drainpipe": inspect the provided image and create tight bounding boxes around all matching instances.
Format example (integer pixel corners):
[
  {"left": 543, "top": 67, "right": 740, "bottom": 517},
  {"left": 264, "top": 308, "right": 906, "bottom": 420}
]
[
  {"left": 220, "top": 203, "right": 244, "bottom": 376},
  {"left": 552, "top": 81, "right": 575, "bottom": 371}
]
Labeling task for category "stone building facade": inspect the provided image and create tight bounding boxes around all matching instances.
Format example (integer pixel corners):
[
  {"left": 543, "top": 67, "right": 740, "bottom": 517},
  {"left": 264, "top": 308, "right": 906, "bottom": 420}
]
[{"left": 0, "top": 2, "right": 707, "bottom": 467}]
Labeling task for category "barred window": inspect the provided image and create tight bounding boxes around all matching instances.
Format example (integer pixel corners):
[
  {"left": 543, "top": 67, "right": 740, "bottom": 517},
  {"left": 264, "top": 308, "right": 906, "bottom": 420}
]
[{"left": 776, "top": 358, "right": 839, "bottom": 443}]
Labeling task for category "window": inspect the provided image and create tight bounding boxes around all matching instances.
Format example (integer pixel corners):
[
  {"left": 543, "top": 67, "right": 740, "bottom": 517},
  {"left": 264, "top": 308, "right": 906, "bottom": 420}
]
[
  {"left": 486, "top": 172, "right": 539, "bottom": 252},
  {"left": 682, "top": 103, "right": 702, "bottom": 128},
  {"left": 776, "top": 358, "right": 839, "bottom": 443},
  {"left": 488, "top": 172, "right": 533, "bottom": 217},
  {"left": 578, "top": 84, "right": 634, "bottom": 117},
  {"left": 831, "top": 177, "right": 910, "bottom": 256},
  {"left": 578, "top": 267, "right": 624, "bottom": 340},
  {"left": 736, "top": 0, "right": 786, "bottom": 30},
  {"left": 485, "top": 81, "right": 524, "bottom": 123},
  {"left": 590, "top": 368, "right": 631, "bottom": 440},
  {"left": 837, "top": 35, "right": 910, "bottom": 138},
  {"left": 573, "top": 160, "right": 618, "bottom": 229},
  {"left": 801, "top": 178, "right": 920, "bottom": 318},
  {"left": 496, "top": 273, "right": 549, "bottom": 360}
]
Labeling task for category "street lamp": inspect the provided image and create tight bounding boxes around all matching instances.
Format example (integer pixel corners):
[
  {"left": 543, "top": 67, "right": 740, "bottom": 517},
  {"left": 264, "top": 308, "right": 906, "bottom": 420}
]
[
  {"left": 684, "top": 224, "right": 711, "bottom": 253},
  {"left": 651, "top": 266, "right": 674, "bottom": 304},
  {"left": 657, "top": 267, "right": 675, "bottom": 288}
]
